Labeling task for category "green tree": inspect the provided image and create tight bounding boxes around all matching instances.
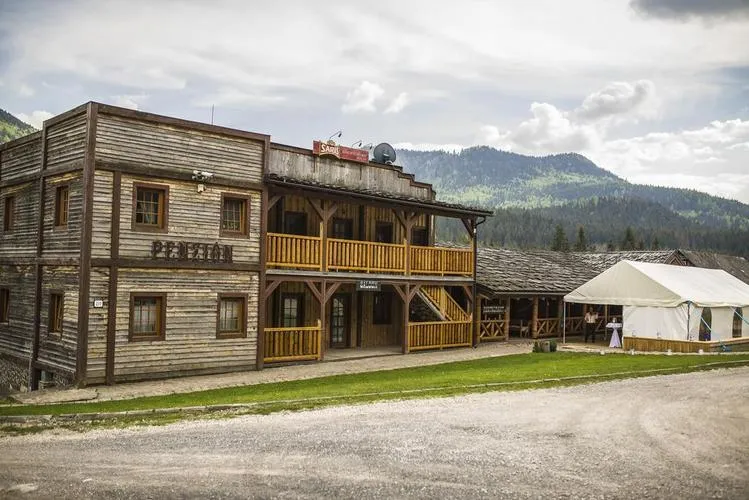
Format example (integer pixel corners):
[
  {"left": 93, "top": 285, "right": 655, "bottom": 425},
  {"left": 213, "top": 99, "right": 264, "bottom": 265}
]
[
  {"left": 551, "top": 224, "right": 569, "bottom": 252},
  {"left": 573, "top": 225, "right": 588, "bottom": 251},
  {"left": 651, "top": 236, "right": 660, "bottom": 250},
  {"left": 621, "top": 226, "right": 637, "bottom": 250}
]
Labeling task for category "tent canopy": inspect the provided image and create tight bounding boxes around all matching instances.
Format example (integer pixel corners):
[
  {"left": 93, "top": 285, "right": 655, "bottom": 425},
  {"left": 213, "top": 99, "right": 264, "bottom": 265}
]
[{"left": 564, "top": 260, "right": 749, "bottom": 308}]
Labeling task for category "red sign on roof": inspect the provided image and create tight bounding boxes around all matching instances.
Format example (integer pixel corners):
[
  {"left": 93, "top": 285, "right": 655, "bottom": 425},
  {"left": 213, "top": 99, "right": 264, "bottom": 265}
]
[{"left": 313, "top": 140, "right": 369, "bottom": 164}]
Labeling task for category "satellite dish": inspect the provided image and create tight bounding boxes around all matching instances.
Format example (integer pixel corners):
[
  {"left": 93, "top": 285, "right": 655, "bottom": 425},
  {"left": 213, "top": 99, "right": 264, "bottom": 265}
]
[{"left": 372, "top": 143, "right": 396, "bottom": 165}]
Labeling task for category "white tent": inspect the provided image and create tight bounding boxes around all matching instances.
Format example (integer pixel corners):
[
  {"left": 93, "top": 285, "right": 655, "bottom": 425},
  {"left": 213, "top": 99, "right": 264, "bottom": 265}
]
[{"left": 564, "top": 260, "right": 749, "bottom": 341}]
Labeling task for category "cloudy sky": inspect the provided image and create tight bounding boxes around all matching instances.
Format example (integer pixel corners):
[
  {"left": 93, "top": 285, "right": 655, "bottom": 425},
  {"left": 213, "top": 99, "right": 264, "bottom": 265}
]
[{"left": 1, "top": 0, "right": 748, "bottom": 202}]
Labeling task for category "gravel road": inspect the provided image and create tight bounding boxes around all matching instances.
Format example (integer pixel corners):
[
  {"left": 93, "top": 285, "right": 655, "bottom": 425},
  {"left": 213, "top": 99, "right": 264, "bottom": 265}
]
[{"left": 1, "top": 367, "right": 748, "bottom": 499}]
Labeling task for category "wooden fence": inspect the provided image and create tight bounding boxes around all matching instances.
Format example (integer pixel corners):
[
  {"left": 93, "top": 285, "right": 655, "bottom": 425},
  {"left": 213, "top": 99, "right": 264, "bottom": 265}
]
[
  {"left": 266, "top": 233, "right": 322, "bottom": 270},
  {"left": 421, "top": 286, "right": 471, "bottom": 321},
  {"left": 623, "top": 336, "right": 749, "bottom": 353},
  {"left": 408, "top": 320, "right": 472, "bottom": 351},
  {"left": 263, "top": 321, "right": 322, "bottom": 363},
  {"left": 480, "top": 320, "right": 507, "bottom": 341},
  {"left": 327, "top": 238, "right": 406, "bottom": 273},
  {"left": 410, "top": 246, "right": 473, "bottom": 276}
]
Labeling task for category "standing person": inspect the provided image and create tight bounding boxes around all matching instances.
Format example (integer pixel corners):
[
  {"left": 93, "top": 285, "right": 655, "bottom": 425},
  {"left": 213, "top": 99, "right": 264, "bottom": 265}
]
[{"left": 584, "top": 309, "right": 596, "bottom": 343}]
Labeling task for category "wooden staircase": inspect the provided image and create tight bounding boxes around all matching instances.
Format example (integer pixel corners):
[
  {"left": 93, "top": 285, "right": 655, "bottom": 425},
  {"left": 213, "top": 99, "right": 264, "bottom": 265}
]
[{"left": 420, "top": 286, "right": 471, "bottom": 322}]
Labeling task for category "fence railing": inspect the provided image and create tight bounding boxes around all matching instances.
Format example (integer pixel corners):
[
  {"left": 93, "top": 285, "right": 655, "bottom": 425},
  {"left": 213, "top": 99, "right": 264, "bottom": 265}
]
[
  {"left": 479, "top": 320, "right": 506, "bottom": 341},
  {"left": 421, "top": 286, "right": 471, "bottom": 321},
  {"left": 267, "top": 234, "right": 473, "bottom": 276},
  {"left": 263, "top": 321, "right": 322, "bottom": 363},
  {"left": 408, "top": 320, "right": 472, "bottom": 351}
]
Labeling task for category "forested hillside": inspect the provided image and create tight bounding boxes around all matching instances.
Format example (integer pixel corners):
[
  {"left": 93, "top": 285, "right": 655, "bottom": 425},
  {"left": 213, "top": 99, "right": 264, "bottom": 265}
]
[
  {"left": 397, "top": 147, "right": 749, "bottom": 256},
  {"left": 0, "top": 109, "right": 36, "bottom": 144}
]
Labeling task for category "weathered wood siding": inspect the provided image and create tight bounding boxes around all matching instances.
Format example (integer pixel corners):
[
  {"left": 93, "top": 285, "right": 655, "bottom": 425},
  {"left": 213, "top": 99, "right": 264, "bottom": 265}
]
[
  {"left": 91, "top": 171, "right": 113, "bottom": 259},
  {"left": 0, "top": 181, "right": 38, "bottom": 257},
  {"left": 95, "top": 114, "right": 264, "bottom": 183},
  {"left": 45, "top": 112, "right": 87, "bottom": 170},
  {"left": 111, "top": 269, "right": 259, "bottom": 380},
  {"left": 270, "top": 147, "right": 433, "bottom": 201},
  {"left": 361, "top": 288, "right": 402, "bottom": 347},
  {"left": 0, "top": 264, "right": 35, "bottom": 358},
  {"left": 0, "top": 133, "right": 42, "bottom": 182},
  {"left": 42, "top": 172, "right": 84, "bottom": 257},
  {"left": 36, "top": 266, "right": 79, "bottom": 376},
  {"left": 111, "top": 175, "right": 261, "bottom": 263}
]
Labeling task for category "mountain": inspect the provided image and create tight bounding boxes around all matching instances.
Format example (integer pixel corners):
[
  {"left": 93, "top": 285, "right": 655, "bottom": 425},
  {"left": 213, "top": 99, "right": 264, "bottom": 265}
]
[
  {"left": 0, "top": 109, "right": 36, "bottom": 144},
  {"left": 397, "top": 146, "right": 749, "bottom": 256}
]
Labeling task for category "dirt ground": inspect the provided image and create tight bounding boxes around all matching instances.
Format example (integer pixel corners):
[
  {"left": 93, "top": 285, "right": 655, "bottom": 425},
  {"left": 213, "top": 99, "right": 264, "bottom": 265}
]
[{"left": 1, "top": 367, "right": 748, "bottom": 499}]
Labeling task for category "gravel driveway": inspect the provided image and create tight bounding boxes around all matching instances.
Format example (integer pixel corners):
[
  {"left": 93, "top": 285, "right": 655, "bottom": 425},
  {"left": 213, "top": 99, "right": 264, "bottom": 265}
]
[{"left": 1, "top": 367, "right": 748, "bottom": 499}]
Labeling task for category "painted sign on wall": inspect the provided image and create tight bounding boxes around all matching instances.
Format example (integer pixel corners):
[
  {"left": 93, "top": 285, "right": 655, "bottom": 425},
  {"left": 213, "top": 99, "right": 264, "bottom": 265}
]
[
  {"left": 151, "top": 240, "right": 233, "bottom": 263},
  {"left": 356, "top": 280, "right": 381, "bottom": 291}
]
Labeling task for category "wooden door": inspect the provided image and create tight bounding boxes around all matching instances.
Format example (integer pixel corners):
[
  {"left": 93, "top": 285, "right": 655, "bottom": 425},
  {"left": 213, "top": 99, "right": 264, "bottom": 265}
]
[{"left": 330, "top": 294, "right": 351, "bottom": 348}]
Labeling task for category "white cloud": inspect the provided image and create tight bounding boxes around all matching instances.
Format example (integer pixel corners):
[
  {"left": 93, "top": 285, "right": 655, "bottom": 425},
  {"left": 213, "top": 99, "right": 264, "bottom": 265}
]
[
  {"left": 573, "top": 79, "right": 658, "bottom": 122},
  {"left": 16, "top": 110, "right": 53, "bottom": 129},
  {"left": 18, "top": 83, "right": 34, "bottom": 97},
  {"left": 342, "top": 81, "right": 384, "bottom": 114},
  {"left": 192, "top": 87, "right": 285, "bottom": 108},
  {"left": 393, "top": 142, "right": 465, "bottom": 153},
  {"left": 384, "top": 92, "right": 409, "bottom": 114},
  {"left": 111, "top": 93, "right": 149, "bottom": 110}
]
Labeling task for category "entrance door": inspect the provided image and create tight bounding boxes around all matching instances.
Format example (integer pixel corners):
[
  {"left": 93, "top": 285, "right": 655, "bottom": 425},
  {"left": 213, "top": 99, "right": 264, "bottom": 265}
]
[{"left": 330, "top": 294, "right": 350, "bottom": 348}]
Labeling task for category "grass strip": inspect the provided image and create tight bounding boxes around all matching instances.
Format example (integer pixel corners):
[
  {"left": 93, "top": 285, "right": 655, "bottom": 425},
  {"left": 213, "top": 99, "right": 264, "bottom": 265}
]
[{"left": 2, "top": 352, "right": 749, "bottom": 419}]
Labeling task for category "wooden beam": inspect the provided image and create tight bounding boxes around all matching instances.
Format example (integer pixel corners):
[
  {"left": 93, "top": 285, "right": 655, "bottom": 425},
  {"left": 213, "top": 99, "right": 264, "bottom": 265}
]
[
  {"left": 407, "top": 283, "right": 421, "bottom": 302},
  {"left": 460, "top": 217, "right": 474, "bottom": 237},
  {"left": 105, "top": 170, "right": 121, "bottom": 385},
  {"left": 256, "top": 169, "right": 270, "bottom": 371},
  {"left": 267, "top": 194, "right": 282, "bottom": 211},
  {"left": 304, "top": 280, "right": 323, "bottom": 302},
  {"left": 264, "top": 279, "right": 282, "bottom": 300},
  {"left": 324, "top": 281, "right": 342, "bottom": 303},
  {"left": 392, "top": 283, "right": 407, "bottom": 303},
  {"left": 531, "top": 296, "right": 539, "bottom": 339},
  {"left": 307, "top": 198, "right": 325, "bottom": 219}
]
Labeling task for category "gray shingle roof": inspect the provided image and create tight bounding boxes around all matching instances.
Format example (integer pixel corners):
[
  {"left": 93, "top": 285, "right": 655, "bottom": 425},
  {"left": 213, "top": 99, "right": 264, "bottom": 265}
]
[
  {"left": 677, "top": 250, "right": 749, "bottom": 285},
  {"left": 476, "top": 248, "right": 677, "bottom": 295}
]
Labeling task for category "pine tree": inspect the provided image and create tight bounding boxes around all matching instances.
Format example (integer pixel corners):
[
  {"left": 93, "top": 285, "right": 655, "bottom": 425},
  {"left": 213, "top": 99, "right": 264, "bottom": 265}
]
[
  {"left": 651, "top": 237, "right": 660, "bottom": 250},
  {"left": 606, "top": 240, "right": 616, "bottom": 251},
  {"left": 621, "top": 226, "right": 637, "bottom": 250},
  {"left": 551, "top": 224, "right": 569, "bottom": 252},
  {"left": 573, "top": 225, "right": 587, "bottom": 251}
]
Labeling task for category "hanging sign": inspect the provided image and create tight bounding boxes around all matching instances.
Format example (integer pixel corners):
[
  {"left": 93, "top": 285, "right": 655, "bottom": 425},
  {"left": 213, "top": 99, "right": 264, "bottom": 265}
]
[
  {"left": 313, "top": 140, "right": 370, "bottom": 164},
  {"left": 356, "top": 280, "right": 381, "bottom": 291},
  {"left": 483, "top": 305, "right": 505, "bottom": 315}
]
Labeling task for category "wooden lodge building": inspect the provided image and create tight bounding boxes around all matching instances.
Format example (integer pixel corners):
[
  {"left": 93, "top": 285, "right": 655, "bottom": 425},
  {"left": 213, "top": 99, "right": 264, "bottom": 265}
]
[
  {"left": 476, "top": 248, "right": 749, "bottom": 343},
  {"left": 0, "top": 102, "right": 491, "bottom": 391}
]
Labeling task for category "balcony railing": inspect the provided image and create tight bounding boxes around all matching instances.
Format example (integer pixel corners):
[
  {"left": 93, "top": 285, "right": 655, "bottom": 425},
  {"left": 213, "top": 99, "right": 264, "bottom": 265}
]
[
  {"left": 266, "top": 233, "right": 473, "bottom": 276},
  {"left": 408, "top": 320, "right": 472, "bottom": 351},
  {"left": 263, "top": 321, "right": 322, "bottom": 363}
]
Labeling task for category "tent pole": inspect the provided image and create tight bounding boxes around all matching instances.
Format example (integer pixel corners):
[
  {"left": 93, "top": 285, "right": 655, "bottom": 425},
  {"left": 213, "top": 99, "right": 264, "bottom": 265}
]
[
  {"left": 687, "top": 301, "right": 691, "bottom": 341},
  {"left": 562, "top": 301, "right": 567, "bottom": 344}
]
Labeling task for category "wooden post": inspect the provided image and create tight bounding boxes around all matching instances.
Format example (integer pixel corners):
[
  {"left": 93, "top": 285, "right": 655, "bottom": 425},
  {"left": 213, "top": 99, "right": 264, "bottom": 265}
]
[
  {"left": 531, "top": 296, "right": 539, "bottom": 338},
  {"left": 557, "top": 297, "right": 564, "bottom": 337},
  {"left": 504, "top": 297, "right": 511, "bottom": 341},
  {"left": 319, "top": 221, "right": 325, "bottom": 272}
]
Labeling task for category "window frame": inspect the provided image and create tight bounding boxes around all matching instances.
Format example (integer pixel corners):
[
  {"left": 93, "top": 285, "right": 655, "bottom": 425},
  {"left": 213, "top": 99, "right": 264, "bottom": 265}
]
[
  {"left": 411, "top": 226, "right": 429, "bottom": 246},
  {"left": 372, "top": 291, "right": 392, "bottom": 325},
  {"left": 220, "top": 193, "right": 251, "bottom": 238},
  {"left": 331, "top": 217, "right": 354, "bottom": 240},
  {"left": 54, "top": 184, "right": 70, "bottom": 228},
  {"left": 132, "top": 182, "right": 169, "bottom": 233},
  {"left": 280, "top": 292, "right": 305, "bottom": 328},
  {"left": 733, "top": 307, "right": 744, "bottom": 339},
  {"left": 48, "top": 290, "right": 64, "bottom": 335},
  {"left": 216, "top": 293, "right": 247, "bottom": 339},
  {"left": 3, "top": 195, "right": 15, "bottom": 233},
  {"left": 0, "top": 288, "right": 9, "bottom": 323},
  {"left": 129, "top": 293, "right": 167, "bottom": 342}
]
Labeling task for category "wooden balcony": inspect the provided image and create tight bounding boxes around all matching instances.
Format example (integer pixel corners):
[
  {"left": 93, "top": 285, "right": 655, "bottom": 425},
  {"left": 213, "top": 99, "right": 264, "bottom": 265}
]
[{"left": 266, "top": 232, "right": 473, "bottom": 276}]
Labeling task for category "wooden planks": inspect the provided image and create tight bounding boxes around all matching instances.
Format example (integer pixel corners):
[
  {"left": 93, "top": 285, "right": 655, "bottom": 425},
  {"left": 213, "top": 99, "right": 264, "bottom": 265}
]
[
  {"left": 263, "top": 321, "right": 322, "bottom": 363},
  {"left": 408, "top": 320, "right": 472, "bottom": 351}
]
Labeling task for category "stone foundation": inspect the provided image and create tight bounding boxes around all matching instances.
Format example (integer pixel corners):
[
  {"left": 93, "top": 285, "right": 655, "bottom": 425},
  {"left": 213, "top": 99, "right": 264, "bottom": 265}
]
[{"left": 0, "top": 355, "right": 29, "bottom": 395}]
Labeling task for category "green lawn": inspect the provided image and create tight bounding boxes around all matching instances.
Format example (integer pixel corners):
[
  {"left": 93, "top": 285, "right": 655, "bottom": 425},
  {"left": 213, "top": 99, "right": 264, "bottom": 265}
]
[{"left": 2, "top": 352, "right": 748, "bottom": 418}]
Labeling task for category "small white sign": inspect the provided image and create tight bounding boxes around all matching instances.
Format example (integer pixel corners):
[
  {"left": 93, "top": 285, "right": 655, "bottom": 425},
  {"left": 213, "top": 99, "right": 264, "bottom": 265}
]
[{"left": 93, "top": 299, "right": 104, "bottom": 308}]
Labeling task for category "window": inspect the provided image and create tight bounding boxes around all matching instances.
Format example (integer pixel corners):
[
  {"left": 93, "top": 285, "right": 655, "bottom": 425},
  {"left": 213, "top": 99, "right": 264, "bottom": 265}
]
[
  {"left": 221, "top": 195, "right": 249, "bottom": 237},
  {"left": 133, "top": 184, "right": 168, "bottom": 231},
  {"left": 412, "top": 227, "right": 428, "bottom": 246},
  {"left": 49, "top": 292, "right": 64, "bottom": 334},
  {"left": 733, "top": 308, "right": 744, "bottom": 339},
  {"left": 375, "top": 221, "right": 393, "bottom": 243},
  {"left": 331, "top": 218, "right": 354, "bottom": 240},
  {"left": 373, "top": 292, "right": 392, "bottom": 325},
  {"left": 54, "top": 185, "right": 70, "bottom": 227},
  {"left": 284, "top": 211, "right": 307, "bottom": 236},
  {"left": 3, "top": 196, "right": 15, "bottom": 232},
  {"left": 0, "top": 288, "right": 9, "bottom": 323},
  {"left": 217, "top": 294, "right": 246, "bottom": 338},
  {"left": 129, "top": 293, "right": 166, "bottom": 341},
  {"left": 281, "top": 293, "right": 304, "bottom": 327}
]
